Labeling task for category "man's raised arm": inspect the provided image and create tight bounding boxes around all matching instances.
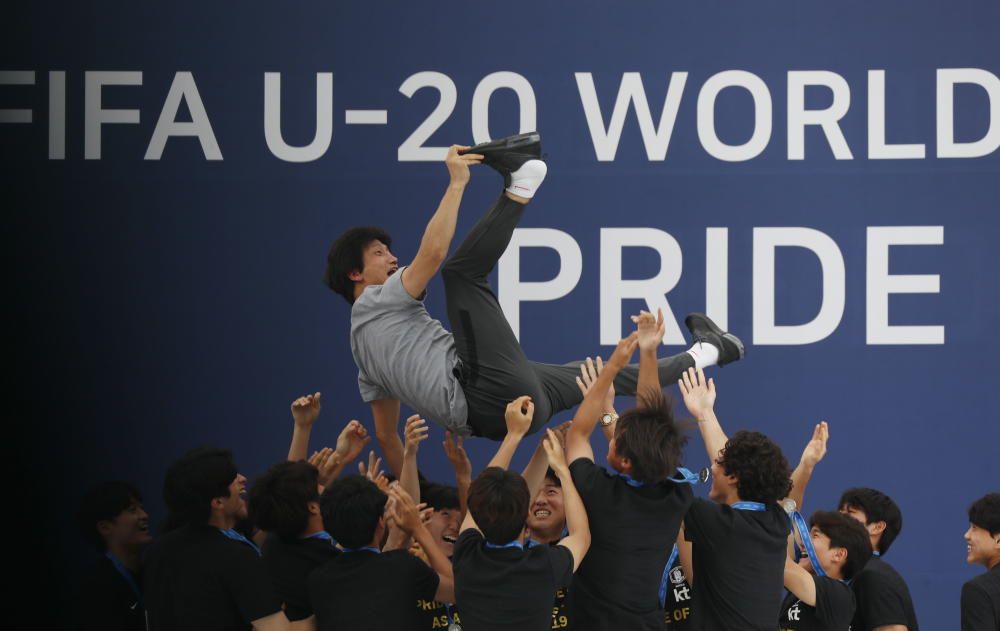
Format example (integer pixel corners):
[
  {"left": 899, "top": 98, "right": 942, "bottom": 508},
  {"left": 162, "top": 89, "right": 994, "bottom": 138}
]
[
  {"left": 634, "top": 309, "right": 666, "bottom": 403},
  {"left": 678, "top": 367, "right": 727, "bottom": 463},
  {"left": 400, "top": 145, "right": 483, "bottom": 299}
]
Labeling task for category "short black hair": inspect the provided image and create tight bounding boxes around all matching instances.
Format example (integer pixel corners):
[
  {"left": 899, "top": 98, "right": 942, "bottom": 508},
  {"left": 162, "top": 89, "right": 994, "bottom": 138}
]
[
  {"left": 467, "top": 467, "right": 530, "bottom": 544},
  {"left": 163, "top": 448, "right": 238, "bottom": 531},
  {"left": 420, "top": 481, "right": 460, "bottom": 512},
  {"left": 809, "top": 510, "right": 873, "bottom": 581},
  {"left": 76, "top": 481, "right": 143, "bottom": 552},
  {"left": 969, "top": 493, "right": 1000, "bottom": 537},
  {"left": 323, "top": 226, "right": 393, "bottom": 304},
  {"left": 320, "top": 475, "right": 387, "bottom": 549},
  {"left": 838, "top": 487, "right": 902, "bottom": 555},
  {"left": 614, "top": 391, "right": 687, "bottom": 483},
  {"left": 718, "top": 431, "right": 792, "bottom": 504},
  {"left": 543, "top": 468, "right": 561, "bottom": 487},
  {"left": 248, "top": 461, "right": 320, "bottom": 539}
]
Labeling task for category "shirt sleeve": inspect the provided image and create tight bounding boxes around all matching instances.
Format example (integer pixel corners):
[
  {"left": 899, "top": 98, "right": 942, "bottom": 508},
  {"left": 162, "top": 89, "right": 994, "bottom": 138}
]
[
  {"left": 404, "top": 553, "right": 442, "bottom": 602},
  {"left": 453, "top": 529, "right": 483, "bottom": 565},
  {"left": 379, "top": 266, "right": 425, "bottom": 306},
  {"left": 358, "top": 369, "right": 391, "bottom": 402},
  {"left": 548, "top": 545, "right": 576, "bottom": 590},
  {"left": 569, "top": 458, "right": 601, "bottom": 496},
  {"left": 853, "top": 569, "right": 909, "bottom": 629},
  {"left": 961, "top": 579, "right": 997, "bottom": 631},
  {"left": 225, "top": 547, "right": 283, "bottom": 624},
  {"left": 813, "top": 575, "right": 856, "bottom": 628},
  {"left": 683, "top": 497, "right": 719, "bottom": 544}
]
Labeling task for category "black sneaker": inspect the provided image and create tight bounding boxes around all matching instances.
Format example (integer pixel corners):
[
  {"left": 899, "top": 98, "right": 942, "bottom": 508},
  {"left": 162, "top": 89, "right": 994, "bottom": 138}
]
[
  {"left": 459, "top": 132, "right": 542, "bottom": 188},
  {"left": 684, "top": 313, "right": 745, "bottom": 367}
]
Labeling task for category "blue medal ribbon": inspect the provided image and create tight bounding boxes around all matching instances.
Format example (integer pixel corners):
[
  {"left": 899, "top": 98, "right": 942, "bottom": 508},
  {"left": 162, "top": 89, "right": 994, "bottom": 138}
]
[
  {"left": 731, "top": 501, "right": 766, "bottom": 511},
  {"left": 340, "top": 546, "right": 382, "bottom": 554},
  {"left": 790, "top": 510, "right": 828, "bottom": 578},
  {"left": 219, "top": 528, "right": 261, "bottom": 556},
  {"left": 484, "top": 540, "right": 524, "bottom": 550},
  {"left": 106, "top": 552, "right": 142, "bottom": 606},
  {"left": 302, "top": 530, "right": 336, "bottom": 545}
]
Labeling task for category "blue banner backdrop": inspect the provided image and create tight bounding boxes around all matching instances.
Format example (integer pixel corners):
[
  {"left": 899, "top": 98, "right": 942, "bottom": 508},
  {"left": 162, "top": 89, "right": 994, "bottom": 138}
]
[{"left": 6, "top": 1, "right": 999, "bottom": 627}]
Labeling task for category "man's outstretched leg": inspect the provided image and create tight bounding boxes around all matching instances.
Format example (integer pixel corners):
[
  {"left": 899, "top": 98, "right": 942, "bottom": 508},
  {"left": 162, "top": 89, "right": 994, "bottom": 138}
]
[
  {"left": 532, "top": 313, "right": 745, "bottom": 419},
  {"left": 442, "top": 133, "right": 553, "bottom": 440}
]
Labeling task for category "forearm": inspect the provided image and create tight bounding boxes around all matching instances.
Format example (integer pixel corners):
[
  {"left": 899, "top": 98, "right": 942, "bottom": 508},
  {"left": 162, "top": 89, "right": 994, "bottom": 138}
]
[
  {"left": 487, "top": 433, "right": 525, "bottom": 470},
  {"left": 287, "top": 426, "right": 311, "bottom": 462},
  {"left": 418, "top": 184, "right": 466, "bottom": 262},
  {"left": 400, "top": 448, "right": 421, "bottom": 504},
  {"left": 371, "top": 401, "right": 404, "bottom": 479},
  {"left": 788, "top": 460, "right": 816, "bottom": 511},
  {"left": 677, "top": 523, "right": 694, "bottom": 586},
  {"left": 571, "top": 366, "right": 622, "bottom": 440},
  {"left": 521, "top": 442, "right": 550, "bottom": 500},
  {"left": 697, "top": 409, "right": 728, "bottom": 462},
  {"left": 413, "top": 523, "right": 453, "bottom": 582},
  {"left": 783, "top": 557, "right": 817, "bottom": 606},
  {"left": 637, "top": 347, "right": 660, "bottom": 402},
  {"left": 556, "top": 468, "right": 588, "bottom": 538},
  {"left": 456, "top": 476, "right": 471, "bottom": 520}
]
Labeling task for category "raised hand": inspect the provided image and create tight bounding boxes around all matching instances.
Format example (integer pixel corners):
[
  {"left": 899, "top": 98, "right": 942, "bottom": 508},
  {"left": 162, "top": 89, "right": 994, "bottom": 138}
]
[
  {"left": 443, "top": 431, "right": 472, "bottom": 480},
  {"left": 632, "top": 308, "right": 666, "bottom": 352},
  {"left": 552, "top": 421, "right": 571, "bottom": 452},
  {"left": 608, "top": 332, "right": 639, "bottom": 370},
  {"left": 445, "top": 144, "right": 483, "bottom": 187},
  {"left": 335, "top": 419, "right": 370, "bottom": 464},
  {"left": 504, "top": 395, "right": 535, "bottom": 437},
  {"left": 358, "top": 450, "right": 387, "bottom": 489},
  {"left": 679, "top": 366, "right": 716, "bottom": 419},
  {"left": 541, "top": 428, "right": 569, "bottom": 475},
  {"left": 403, "top": 415, "right": 430, "bottom": 456},
  {"left": 385, "top": 485, "right": 424, "bottom": 534},
  {"left": 799, "top": 421, "right": 829, "bottom": 469},
  {"left": 577, "top": 356, "right": 616, "bottom": 412},
  {"left": 309, "top": 447, "right": 342, "bottom": 488},
  {"left": 291, "top": 392, "right": 322, "bottom": 429}
]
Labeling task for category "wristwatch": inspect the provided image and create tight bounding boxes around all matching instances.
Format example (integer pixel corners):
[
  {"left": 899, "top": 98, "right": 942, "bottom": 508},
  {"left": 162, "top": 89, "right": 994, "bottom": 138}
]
[{"left": 599, "top": 413, "right": 619, "bottom": 427}]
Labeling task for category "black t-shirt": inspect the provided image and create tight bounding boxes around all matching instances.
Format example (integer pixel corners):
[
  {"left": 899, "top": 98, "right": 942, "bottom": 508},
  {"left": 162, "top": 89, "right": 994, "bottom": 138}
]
[
  {"left": 75, "top": 555, "right": 145, "bottom": 631},
  {"left": 261, "top": 533, "right": 340, "bottom": 621},
  {"left": 850, "top": 556, "right": 919, "bottom": 631},
  {"left": 683, "top": 497, "right": 790, "bottom": 631},
  {"left": 415, "top": 597, "right": 463, "bottom": 630},
  {"left": 144, "top": 524, "right": 281, "bottom": 631},
  {"left": 453, "top": 529, "right": 574, "bottom": 631},
  {"left": 778, "top": 574, "right": 855, "bottom": 631},
  {"left": 960, "top": 564, "right": 1000, "bottom": 631},
  {"left": 662, "top": 555, "right": 693, "bottom": 630},
  {"left": 568, "top": 458, "right": 694, "bottom": 631},
  {"left": 308, "top": 548, "right": 440, "bottom": 631}
]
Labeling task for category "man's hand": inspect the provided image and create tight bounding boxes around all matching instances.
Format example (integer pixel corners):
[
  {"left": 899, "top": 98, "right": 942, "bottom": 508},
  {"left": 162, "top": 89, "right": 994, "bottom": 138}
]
[
  {"left": 632, "top": 308, "right": 666, "bottom": 352},
  {"left": 334, "top": 420, "right": 370, "bottom": 463},
  {"left": 403, "top": 415, "right": 430, "bottom": 456},
  {"left": 443, "top": 431, "right": 472, "bottom": 480},
  {"left": 541, "top": 428, "right": 569, "bottom": 475},
  {"left": 309, "top": 447, "right": 342, "bottom": 488},
  {"left": 799, "top": 421, "right": 829, "bottom": 469},
  {"left": 608, "top": 332, "right": 639, "bottom": 370},
  {"left": 577, "top": 357, "right": 616, "bottom": 414},
  {"left": 679, "top": 367, "right": 716, "bottom": 420},
  {"left": 504, "top": 396, "right": 535, "bottom": 437},
  {"left": 385, "top": 485, "right": 425, "bottom": 535},
  {"left": 291, "top": 392, "right": 322, "bottom": 429},
  {"left": 445, "top": 145, "right": 483, "bottom": 187},
  {"left": 358, "top": 450, "right": 389, "bottom": 491},
  {"left": 552, "top": 421, "right": 571, "bottom": 452}
]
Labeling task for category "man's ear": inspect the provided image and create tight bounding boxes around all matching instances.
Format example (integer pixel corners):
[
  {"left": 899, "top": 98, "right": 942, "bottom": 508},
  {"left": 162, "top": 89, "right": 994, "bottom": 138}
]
[
  {"left": 308, "top": 501, "right": 321, "bottom": 516},
  {"left": 832, "top": 546, "right": 847, "bottom": 564},
  {"left": 96, "top": 519, "right": 115, "bottom": 539},
  {"left": 869, "top": 520, "right": 887, "bottom": 537},
  {"left": 348, "top": 269, "right": 363, "bottom": 282}
]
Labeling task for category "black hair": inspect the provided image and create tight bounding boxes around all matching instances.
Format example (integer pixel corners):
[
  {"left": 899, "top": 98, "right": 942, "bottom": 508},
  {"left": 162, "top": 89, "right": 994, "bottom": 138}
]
[
  {"left": 718, "top": 430, "right": 792, "bottom": 504},
  {"left": 320, "top": 475, "right": 388, "bottom": 549},
  {"left": 613, "top": 390, "right": 687, "bottom": 483},
  {"left": 323, "top": 226, "right": 393, "bottom": 304},
  {"left": 968, "top": 493, "right": 1000, "bottom": 537},
  {"left": 163, "top": 448, "right": 238, "bottom": 531},
  {"left": 467, "top": 467, "right": 530, "bottom": 544},
  {"left": 76, "top": 481, "right": 143, "bottom": 552},
  {"left": 420, "top": 481, "right": 461, "bottom": 512},
  {"left": 809, "top": 510, "right": 873, "bottom": 581},
  {"left": 543, "top": 468, "right": 562, "bottom": 487},
  {"left": 838, "top": 487, "right": 903, "bottom": 555},
  {"left": 248, "top": 461, "right": 320, "bottom": 539}
]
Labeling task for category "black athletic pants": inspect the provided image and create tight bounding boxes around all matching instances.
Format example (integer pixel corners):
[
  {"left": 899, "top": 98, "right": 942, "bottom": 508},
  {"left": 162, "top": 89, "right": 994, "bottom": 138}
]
[{"left": 442, "top": 194, "right": 694, "bottom": 440}]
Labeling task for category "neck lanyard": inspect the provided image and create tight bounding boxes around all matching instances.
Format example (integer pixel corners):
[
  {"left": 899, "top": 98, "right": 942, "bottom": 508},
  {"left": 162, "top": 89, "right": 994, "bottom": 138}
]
[
  {"left": 732, "top": 501, "right": 766, "bottom": 511},
  {"left": 303, "top": 530, "right": 336, "bottom": 545},
  {"left": 658, "top": 544, "right": 681, "bottom": 609},
  {"left": 444, "top": 603, "right": 461, "bottom": 631},
  {"left": 341, "top": 546, "right": 381, "bottom": 554},
  {"left": 789, "top": 510, "right": 829, "bottom": 579},
  {"left": 484, "top": 540, "right": 523, "bottom": 550},
  {"left": 872, "top": 551, "right": 881, "bottom": 557},
  {"left": 616, "top": 466, "right": 709, "bottom": 488},
  {"left": 218, "top": 528, "right": 261, "bottom": 556},
  {"left": 106, "top": 551, "right": 142, "bottom": 605}
]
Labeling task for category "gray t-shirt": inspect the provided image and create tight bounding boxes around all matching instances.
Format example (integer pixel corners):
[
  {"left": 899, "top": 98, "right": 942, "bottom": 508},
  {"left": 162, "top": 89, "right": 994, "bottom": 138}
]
[{"left": 350, "top": 267, "right": 469, "bottom": 432}]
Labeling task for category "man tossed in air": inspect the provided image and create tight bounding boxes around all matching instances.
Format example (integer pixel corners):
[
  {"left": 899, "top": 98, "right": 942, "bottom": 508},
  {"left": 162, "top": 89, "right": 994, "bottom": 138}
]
[{"left": 324, "top": 133, "right": 743, "bottom": 443}]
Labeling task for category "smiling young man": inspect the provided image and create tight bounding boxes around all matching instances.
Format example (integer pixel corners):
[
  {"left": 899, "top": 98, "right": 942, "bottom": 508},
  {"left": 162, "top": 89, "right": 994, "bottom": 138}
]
[
  {"left": 780, "top": 511, "right": 873, "bottom": 630},
  {"left": 144, "top": 448, "right": 292, "bottom": 631},
  {"left": 961, "top": 493, "right": 1000, "bottom": 631},
  {"left": 524, "top": 468, "right": 572, "bottom": 629},
  {"left": 838, "top": 488, "right": 919, "bottom": 631},
  {"left": 75, "top": 481, "right": 153, "bottom": 631},
  {"left": 324, "top": 133, "right": 741, "bottom": 451}
]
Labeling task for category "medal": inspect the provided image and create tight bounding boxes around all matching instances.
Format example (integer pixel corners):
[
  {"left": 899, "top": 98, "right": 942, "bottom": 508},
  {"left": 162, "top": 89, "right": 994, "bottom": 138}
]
[{"left": 448, "top": 624, "right": 462, "bottom": 631}]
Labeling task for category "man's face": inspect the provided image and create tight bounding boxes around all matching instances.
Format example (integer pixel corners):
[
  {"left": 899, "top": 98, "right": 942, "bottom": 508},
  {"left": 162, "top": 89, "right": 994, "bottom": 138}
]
[
  {"left": 964, "top": 523, "right": 1000, "bottom": 567},
  {"left": 839, "top": 504, "right": 880, "bottom": 552},
  {"left": 526, "top": 480, "right": 566, "bottom": 542},
  {"left": 798, "top": 526, "right": 843, "bottom": 577},
  {"left": 100, "top": 498, "right": 152, "bottom": 549},
  {"left": 424, "top": 508, "right": 461, "bottom": 557},
  {"left": 351, "top": 240, "right": 398, "bottom": 288},
  {"left": 223, "top": 474, "right": 249, "bottom": 521}
]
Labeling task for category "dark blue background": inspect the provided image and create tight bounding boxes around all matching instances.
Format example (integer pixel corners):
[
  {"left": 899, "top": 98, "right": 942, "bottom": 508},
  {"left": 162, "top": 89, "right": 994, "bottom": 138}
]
[{"left": 6, "top": 1, "right": 999, "bottom": 627}]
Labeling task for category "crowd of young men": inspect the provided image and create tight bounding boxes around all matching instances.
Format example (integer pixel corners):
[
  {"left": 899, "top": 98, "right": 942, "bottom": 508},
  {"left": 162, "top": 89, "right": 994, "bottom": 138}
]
[{"left": 75, "top": 135, "right": 1000, "bottom": 630}]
